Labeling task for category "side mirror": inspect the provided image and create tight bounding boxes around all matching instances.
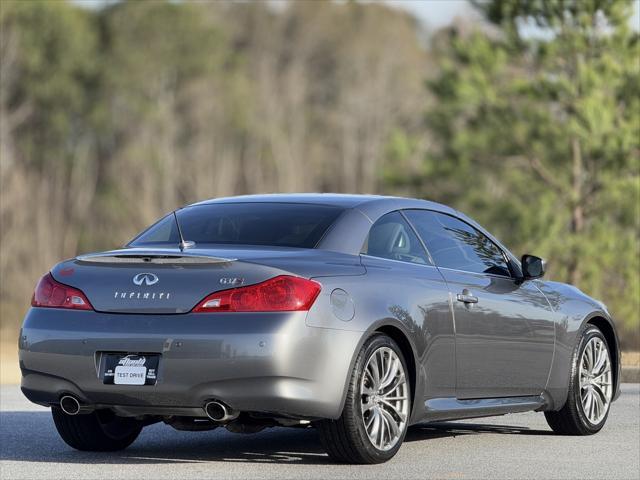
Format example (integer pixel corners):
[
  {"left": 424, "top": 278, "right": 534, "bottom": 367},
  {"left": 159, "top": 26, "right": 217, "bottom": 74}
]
[{"left": 521, "top": 254, "right": 545, "bottom": 280}]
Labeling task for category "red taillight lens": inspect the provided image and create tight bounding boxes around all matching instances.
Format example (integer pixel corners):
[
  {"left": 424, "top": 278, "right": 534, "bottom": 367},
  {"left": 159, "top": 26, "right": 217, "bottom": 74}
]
[
  {"left": 31, "top": 273, "right": 93, "bottom": 310},
  {"left": 193, "top": 275, "right": 321, "bottom": 313}
]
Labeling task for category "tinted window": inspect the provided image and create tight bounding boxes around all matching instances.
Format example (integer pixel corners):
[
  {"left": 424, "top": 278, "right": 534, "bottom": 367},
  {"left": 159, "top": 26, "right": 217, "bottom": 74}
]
[
  {"left": 362, "top": 212, "right": 431, "bottom": 265},
  {"left": 404, "top": 210, "right": 510, "bottom": 276},
  {"left": 130, "top": 203, "right": 344, "bottom": 249}
]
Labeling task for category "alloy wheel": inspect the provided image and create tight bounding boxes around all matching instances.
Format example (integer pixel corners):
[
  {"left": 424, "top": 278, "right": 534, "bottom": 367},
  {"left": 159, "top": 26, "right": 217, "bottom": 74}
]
[
  {"left": 360, "top": 346, "right": 409, "bottom": 451},
  {"left": 579, "top": 337, "right": 612, "bottom": 425}
]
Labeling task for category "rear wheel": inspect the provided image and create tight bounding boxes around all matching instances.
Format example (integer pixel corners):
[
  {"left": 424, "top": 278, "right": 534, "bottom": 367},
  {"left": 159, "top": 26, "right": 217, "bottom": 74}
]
[
  {"left": 545, "top": 325, "right": 613, "bottom": 435},
  {"left": 316, "top": 333, "right": 411, "bottom": 464},
  {"left": 52, "top": 408, "right": 143, "bottom": 451}
]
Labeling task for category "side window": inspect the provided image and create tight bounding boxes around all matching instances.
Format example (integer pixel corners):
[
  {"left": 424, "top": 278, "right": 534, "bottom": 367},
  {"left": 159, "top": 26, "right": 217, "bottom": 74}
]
[
  {"left": 404, "top": 210, "right": 510, "bottom": 277},
  {"left": 131, "top": 214, "right": 178, "bottom": 244},
  {"left": 362, "top": 212, "right": 431, "bottom": 266}
]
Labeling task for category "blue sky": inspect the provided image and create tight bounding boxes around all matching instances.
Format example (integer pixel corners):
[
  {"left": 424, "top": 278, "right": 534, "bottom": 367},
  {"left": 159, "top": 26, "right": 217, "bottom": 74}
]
[
  {"left": 383, "top": 0, "right": 473, "bottom": 28},
  {"left": 388, "top": 0, "right": 640, "bottom": 30}
]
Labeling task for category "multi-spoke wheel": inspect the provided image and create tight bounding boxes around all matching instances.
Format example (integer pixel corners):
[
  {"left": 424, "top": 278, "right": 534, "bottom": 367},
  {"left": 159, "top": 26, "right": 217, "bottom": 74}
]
[
  {"left": 578, "top": 336, "right": 613, "bottom": 425},
  {"left": 545, "top": 325, "right": 614, "bottom": 435},
  {"left": 316, "top": 334, "right": 411, "bottom": 464},
  {"left": 360, "top": 347, "right": 409, "bottom": 451}
]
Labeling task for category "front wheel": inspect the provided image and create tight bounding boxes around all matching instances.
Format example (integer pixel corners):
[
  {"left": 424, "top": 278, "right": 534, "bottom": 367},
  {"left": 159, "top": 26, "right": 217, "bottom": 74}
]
[
  {"left": 52, "top": 408, "right": 143, "bottom": 451},
  {"left": 316, "top": 333, "right": 411, "bottom": 464},
  {"left": 545, "top": 325, "right": 614, "bottom": 435}
]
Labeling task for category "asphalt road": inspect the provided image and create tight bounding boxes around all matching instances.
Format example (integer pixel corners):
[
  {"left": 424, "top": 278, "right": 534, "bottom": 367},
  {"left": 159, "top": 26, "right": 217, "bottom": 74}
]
[{"left": 1, "top": 384, "right": 638, "bottom": 480}]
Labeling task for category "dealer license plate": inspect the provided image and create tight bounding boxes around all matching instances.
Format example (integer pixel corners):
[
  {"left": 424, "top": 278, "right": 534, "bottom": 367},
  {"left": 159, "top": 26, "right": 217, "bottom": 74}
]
[{"left": 102, "top": 353, "right": 159, "bottom": 386}]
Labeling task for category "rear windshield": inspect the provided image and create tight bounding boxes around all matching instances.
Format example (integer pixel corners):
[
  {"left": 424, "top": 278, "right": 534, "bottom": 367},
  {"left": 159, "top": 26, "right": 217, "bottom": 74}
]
[{"left": 129, "top": 203, "right": 344, "bottom": 249}]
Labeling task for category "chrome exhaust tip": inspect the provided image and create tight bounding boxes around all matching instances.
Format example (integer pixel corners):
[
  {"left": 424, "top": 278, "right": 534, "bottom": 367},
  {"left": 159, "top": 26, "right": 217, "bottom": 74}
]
[
  {"left": 59, "top": 395, "right": 81, "bottom": 416},
  {"left": 204, "top": 401, "right": 238, "bottom": 422}
]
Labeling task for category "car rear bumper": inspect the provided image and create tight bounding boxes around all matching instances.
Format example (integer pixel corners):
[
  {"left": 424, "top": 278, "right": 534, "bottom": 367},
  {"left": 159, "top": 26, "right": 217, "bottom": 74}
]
[{"left": 19, "top": 307, "right": 362, "bottom": 419}]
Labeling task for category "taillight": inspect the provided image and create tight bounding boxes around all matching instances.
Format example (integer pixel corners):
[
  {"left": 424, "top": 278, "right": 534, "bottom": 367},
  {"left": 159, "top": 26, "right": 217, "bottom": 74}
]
[
  {"left": 31, "top": 273, "right": 93, "bottom": 310},
  {"left": 193, "top": 275, "right": 321, "bottom": 313}
]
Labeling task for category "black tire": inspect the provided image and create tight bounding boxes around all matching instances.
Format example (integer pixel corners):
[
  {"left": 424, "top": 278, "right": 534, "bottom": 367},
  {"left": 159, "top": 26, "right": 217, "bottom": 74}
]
[
  {"left": 52, "top": 407, "right": 143, "bottom": 451},
  {"left": 316, "top": 333, "right": 411, "bottom": 464},
  {"left": 545, "top": 325, "right": 612, "bottom": 435}
]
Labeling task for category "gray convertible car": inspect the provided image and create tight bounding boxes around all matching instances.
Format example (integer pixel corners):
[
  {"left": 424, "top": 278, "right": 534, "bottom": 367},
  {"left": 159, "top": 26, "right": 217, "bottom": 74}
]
[{"left": 19, "top": 194, "right": 620, "bottom": 463}]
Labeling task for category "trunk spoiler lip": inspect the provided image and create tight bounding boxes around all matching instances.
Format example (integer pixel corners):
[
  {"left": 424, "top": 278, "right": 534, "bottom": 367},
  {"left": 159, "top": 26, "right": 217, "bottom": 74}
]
[{"left": 76, "top": 248, "right": 236, "bottom": 264}]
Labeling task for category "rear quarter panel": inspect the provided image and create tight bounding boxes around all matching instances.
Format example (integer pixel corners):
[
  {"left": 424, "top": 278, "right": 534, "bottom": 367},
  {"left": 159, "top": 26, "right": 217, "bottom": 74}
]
[{"left": 306, "top": 256, "right": 455, "bottom": 424}]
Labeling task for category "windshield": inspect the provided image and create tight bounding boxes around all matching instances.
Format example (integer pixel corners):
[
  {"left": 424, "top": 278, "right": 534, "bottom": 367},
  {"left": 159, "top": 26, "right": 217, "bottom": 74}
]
[{"left": 128, "top": 203, "right": 344, "bottom": 249}]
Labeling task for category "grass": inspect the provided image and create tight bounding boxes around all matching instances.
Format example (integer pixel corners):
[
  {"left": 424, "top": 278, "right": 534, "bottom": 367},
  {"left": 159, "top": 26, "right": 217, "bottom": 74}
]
[
  {"left": 0, "top": 338, "right": 20, "bottom": 385},
  {"left": 0, "top": 340, "right": 638, "bottom": 385},
  {"left": 623, "top": 351, "right": 639, "bottom": 367}
]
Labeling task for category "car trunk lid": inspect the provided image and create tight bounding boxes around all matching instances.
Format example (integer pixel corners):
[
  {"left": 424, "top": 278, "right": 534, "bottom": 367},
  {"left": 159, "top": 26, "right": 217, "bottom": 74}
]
[{"left": 51, "top": 246, "right": 363, "bottom": 314}]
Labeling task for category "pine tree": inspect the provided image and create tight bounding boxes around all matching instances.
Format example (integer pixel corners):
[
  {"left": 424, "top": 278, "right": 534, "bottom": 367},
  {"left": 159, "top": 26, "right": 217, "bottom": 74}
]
[{"left": 422, "top": 0, "right": 639, "bottom": 346}]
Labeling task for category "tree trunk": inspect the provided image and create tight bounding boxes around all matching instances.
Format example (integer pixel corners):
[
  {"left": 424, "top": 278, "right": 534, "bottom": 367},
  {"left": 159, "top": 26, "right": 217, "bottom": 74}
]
[{"left": 568, "top": 137, "right": 584, "bottom": 286}]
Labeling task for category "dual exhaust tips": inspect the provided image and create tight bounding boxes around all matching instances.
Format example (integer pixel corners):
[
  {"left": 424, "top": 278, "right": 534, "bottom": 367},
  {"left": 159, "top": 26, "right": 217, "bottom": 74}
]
[{"left": 59, "top": 395, "right": 238, "bottom": 422}]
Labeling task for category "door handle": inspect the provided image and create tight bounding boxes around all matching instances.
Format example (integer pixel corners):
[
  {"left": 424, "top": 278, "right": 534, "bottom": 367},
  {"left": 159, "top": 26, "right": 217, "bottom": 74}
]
[{"left": 457, "top": 292, "right": 479, "bottom": 304}]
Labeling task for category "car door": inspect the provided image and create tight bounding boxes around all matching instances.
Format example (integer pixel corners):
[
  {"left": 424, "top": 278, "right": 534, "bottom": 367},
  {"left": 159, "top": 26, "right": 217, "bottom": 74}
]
[
  {"left": 404, "top": 209, "right": 555, "bottom": 399},
  {"left": 359, "top": 211, "right": 456, "bottom": 400}
]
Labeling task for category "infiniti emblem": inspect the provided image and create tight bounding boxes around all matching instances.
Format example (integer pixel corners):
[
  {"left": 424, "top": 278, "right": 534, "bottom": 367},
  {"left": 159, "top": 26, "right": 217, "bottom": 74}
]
[{"left": 133, "top": 272, "right": 159, "bottom": 286}]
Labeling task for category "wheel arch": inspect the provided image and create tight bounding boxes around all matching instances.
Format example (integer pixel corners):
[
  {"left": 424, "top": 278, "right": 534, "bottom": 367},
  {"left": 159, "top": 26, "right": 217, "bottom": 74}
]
[
  {"left": 335, "top": 320, "right": 421, "bottom": 423},
  {"left": 585, "top": 314, "right": 621, "bottom": 400},
  {"left": 374, "top": 324, "right": 418, "bottom": 419}
]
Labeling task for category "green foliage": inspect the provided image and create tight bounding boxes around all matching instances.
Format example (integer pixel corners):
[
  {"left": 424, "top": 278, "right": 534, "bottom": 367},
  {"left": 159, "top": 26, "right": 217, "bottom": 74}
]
[
  {"left": 1, "top": 0, "right": 637, "bottom": 348},
  {"left": 1, "top": 0, "right": 97, "bottom": 169},
  {"left": 1, "top": 0, "right": 426, "bottom": 326},
  {"left": 421, "top": 0, "right": 639, "bottom": 347}
]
